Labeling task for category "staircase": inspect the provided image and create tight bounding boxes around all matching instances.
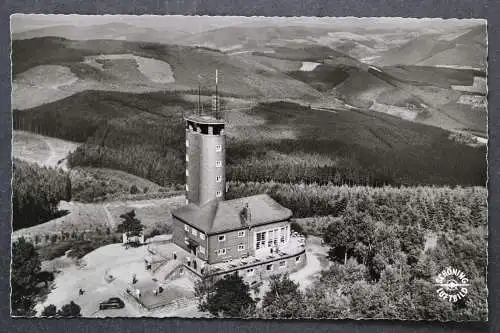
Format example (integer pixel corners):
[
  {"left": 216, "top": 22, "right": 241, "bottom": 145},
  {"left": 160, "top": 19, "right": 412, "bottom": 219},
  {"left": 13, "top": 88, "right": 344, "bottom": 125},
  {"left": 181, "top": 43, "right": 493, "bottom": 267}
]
[{"left": 153, "top": 259, "right": 183, "bottom": 281}]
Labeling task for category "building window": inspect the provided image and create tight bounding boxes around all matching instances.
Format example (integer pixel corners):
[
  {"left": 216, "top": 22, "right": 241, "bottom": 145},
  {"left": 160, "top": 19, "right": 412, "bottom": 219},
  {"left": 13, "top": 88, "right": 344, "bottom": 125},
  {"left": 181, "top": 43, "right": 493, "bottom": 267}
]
[
  {"left": 238, "top": 230, "right": 245, "bottom": 238},
  {"left": 184, "top": 237, "right": 189, "bottom": 245},
  {"left": 186, "top": 184, "right": 189, "bottom": 191},
  {"left": 246, "top": 268, "right": 254, "bottom": 276},
  {"left": 184, "top": 224, "right": 189, "bottom": 232},
  {"left": 256, "top": 231, "right": 266, "bottom": 250},
  {"left": 186, "top": 155, "right": 189, "bottom": 162},
  {"left": 200, "top": 233, "right": 206, "bottom": 240},
  {"left": 296, "top": 255, "right": 301, "bottom": 263},
  {"left": 199, "top": 246, "right": 205, "bottom": 254},
  {"left": 216, "top": 248, "right": 227, "bottom": 256},
  {"left": 186, "top": 139, "right": 189, "bottom": 147},
  {"left": 215, "top": 144, "right": 222, "bottom": 152},
  {"left": 266, "top": 264, "right": 273, "bottom": 271},
  {"left": 238, "top": 244, "right": 245, "bottom": 251},
  {"left": 192, "top": 229, "right": 198, "bottom": 237},
  {"left": 216, "top": 191, "right": 222, "bottom": 197},
  {"left": 218, "top": 235, "right": 226, "bottom": 242},
  {"left": 279, "top": 261, "right": 287, "bottom": 268},
  {"left": 216, "top": 160, "right": 222, "bottom": 168},
  {"left": 216, "top": 175, "right": 222, "bottom": 183},
  {"left": 280, "top": 227, "right": 286, "bottom": 243}
]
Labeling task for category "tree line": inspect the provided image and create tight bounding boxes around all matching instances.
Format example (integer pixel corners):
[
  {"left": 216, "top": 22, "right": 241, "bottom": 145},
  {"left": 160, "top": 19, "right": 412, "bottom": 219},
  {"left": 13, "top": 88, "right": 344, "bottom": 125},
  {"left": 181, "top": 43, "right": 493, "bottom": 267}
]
[
  {"left": 14, "top": 92, "right": 486, "bottom": 188},
  {"left": 196, "top": 182, "right": 487, "bottom": 321},
  {"left": 12, "top": 159, "right": 71, "bottom": 231},
  {"left": 226, "top": 181, "right": 486, "bottom": 233}
]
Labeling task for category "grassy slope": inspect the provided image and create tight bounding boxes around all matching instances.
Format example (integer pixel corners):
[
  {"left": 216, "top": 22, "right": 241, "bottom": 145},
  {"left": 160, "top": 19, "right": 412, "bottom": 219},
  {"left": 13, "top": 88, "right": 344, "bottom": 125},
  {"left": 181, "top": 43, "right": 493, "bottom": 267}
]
[
  {"left": 375, "top": 25, "right": 487, "bottom": 69},
  {"left": 12, "top": 37, "right": 320, "bottom": 100}
]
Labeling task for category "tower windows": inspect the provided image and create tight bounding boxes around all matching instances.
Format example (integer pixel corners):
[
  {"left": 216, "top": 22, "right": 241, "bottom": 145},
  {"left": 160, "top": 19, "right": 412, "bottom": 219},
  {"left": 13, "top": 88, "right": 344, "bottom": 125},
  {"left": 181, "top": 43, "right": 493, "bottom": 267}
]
[
  {"left": 238, "top": 230, "right": 245, "bottom": 237},
  {"left": 215, "top": 144, "right": 222, "bottom": 152},
  {"left": 216, "top": 160, "right": 222, "bottom": 168},
  {"left": 216, "top": 191, "right": 222, "bottom": 198},
  {"left": 218, "top": 235, "right": 226, "bottom": 242},
  {"left": 216, "top": 175, "right": 222, "bottom": 183},
  {"left": 238, "top": 244, "right": 245, "bottom": 251}
]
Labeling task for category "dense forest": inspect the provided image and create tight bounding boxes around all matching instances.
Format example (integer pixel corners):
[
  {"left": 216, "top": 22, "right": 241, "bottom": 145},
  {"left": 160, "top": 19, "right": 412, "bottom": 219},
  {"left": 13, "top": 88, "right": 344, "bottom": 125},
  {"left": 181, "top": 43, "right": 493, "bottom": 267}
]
[
  {"left": 227, "top": 181, "right": 487, "bottom": 231},
  {"left": 12, "top": 159, "right": 71, "bottom": 231},
  {"left": 13, "top": 92, "right": 486, "bottom": 188},
  {"left": 204, "top": 182, "right": 488, "bottom": 320}
]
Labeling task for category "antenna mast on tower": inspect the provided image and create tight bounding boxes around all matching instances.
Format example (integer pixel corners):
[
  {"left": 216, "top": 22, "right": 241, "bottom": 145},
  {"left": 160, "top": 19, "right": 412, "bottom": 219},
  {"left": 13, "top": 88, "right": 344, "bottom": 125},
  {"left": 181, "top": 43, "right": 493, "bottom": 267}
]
[
  {"left": 215, "top": 69, "right": 219, "bottom": 119},
  {"left": 197, "top": 75, "right": 201, "bottom": 116}
]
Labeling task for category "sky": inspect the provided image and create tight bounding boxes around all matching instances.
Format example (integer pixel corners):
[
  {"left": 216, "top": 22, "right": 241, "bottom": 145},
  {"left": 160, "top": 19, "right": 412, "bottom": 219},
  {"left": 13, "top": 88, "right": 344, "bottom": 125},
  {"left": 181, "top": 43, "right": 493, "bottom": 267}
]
[{"left": 11, "top": 14, "right": 485, "bottom": 35}]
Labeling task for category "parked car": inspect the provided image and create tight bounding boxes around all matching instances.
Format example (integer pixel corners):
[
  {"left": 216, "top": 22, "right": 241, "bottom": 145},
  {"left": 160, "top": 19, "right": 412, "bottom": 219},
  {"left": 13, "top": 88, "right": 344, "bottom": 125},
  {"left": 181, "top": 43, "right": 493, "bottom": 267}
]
[{"left": 99, "top": 297, "right": 125, "bottom": 310}]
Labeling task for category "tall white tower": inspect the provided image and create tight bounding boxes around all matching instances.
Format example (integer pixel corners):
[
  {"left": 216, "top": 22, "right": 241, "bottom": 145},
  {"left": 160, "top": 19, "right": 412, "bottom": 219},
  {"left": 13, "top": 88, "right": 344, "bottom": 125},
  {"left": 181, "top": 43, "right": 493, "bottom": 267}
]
[{"left": 185, "top": 70, "right": 226, "bottom": 207}]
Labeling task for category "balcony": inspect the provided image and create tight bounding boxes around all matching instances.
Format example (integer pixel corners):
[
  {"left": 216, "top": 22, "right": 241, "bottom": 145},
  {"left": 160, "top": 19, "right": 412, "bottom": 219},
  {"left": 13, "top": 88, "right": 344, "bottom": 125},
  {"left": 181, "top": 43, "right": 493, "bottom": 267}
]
[{"left": 208, "top": 233, "right": 306, "bottom": 275}]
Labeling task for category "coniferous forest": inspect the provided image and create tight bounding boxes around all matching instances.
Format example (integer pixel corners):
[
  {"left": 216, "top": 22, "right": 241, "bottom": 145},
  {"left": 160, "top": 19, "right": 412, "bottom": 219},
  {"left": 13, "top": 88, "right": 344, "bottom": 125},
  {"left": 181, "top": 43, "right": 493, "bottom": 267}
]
[
  {"left": 12, "top": 159, "right": 71, "bottom": 231},
  {"left": 225, "top": 181, "right": 487, "bottom": 320},
  {"left": 13, "top": 93, "right": 486, "bottom": 188}
]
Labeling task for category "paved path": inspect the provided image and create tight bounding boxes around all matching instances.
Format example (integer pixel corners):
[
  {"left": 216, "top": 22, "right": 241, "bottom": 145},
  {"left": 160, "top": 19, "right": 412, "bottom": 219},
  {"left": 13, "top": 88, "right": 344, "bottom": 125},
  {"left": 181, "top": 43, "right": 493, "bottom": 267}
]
[{"left": 289, "top": 236, "right": 329, "bottom": 290}]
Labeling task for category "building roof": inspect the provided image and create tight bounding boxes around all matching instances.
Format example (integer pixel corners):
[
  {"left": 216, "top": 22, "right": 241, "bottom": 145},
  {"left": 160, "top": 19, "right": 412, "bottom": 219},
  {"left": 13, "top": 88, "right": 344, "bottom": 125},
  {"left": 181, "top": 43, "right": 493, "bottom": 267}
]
[
  {"left": 172, "top": 194, "right": 292, "bottom": 235},
  {"left": 185, "top": 114, "right": 225, "bottom": 125}
]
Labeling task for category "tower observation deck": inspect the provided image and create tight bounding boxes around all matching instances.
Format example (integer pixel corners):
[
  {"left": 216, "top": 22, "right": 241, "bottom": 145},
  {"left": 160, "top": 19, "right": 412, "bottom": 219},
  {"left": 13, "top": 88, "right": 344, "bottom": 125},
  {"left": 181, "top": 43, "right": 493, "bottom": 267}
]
[{"left": 184, "top": 70, "right": 226, "bottom": 207}]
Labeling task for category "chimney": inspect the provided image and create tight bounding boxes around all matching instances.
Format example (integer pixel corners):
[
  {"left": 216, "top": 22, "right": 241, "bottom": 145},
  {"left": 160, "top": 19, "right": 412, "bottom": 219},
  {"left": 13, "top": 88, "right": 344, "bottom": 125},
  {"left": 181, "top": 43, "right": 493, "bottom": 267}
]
[{"left": 240, "top": 203, "right": 251, "bottom": 225}]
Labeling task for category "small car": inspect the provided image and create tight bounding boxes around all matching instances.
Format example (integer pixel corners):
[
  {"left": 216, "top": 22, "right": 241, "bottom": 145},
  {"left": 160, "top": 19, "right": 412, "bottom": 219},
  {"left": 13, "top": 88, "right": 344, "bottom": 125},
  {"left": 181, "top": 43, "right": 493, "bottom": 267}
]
[{"left": 99, "top": 297, "right": 125, "bottom": 310}]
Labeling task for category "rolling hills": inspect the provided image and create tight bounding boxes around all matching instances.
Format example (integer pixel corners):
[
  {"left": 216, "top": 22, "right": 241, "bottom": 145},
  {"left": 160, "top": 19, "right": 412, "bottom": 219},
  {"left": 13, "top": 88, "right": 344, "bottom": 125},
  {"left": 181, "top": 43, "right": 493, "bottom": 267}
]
[
  {"left": 13, "top": 91, "right": 486, "bottom": 187},
  {"left": 374, "top": 25, "right": 487, "bottom": 69},
  {"left": 10, "top": 22, "right": 487, "bottom": 188},
  {"left": 12, "top": 35, "right": 487, "bottom": 136}
]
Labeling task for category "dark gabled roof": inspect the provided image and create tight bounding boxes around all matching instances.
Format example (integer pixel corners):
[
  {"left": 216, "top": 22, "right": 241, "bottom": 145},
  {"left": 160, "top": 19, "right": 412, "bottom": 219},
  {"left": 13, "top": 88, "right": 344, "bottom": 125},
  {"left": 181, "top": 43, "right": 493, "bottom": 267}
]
[{"left": 172, "top": 194, "right": 292, "bottom": 235}]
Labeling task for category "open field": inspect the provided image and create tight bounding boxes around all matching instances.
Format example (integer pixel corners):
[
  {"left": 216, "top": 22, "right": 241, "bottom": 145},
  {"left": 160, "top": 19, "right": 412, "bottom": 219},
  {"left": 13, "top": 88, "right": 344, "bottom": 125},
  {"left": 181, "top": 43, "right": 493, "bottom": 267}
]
[
  {"left": 11, "top": 31, "right": 487, "bottom": 137},
  {"left": 12, "top": 196, "right": 186, "bottom": 245},
  {"left": 13, "top": 130, "right": 79, "bottom": 169}
]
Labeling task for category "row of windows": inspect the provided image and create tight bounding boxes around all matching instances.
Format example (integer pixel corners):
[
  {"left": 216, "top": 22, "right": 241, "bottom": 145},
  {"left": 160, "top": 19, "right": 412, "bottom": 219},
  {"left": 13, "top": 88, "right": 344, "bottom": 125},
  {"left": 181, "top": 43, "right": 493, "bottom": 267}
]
[
  {"left": 185, "top": 157, "right": 223, "bottom": 167},
  {"left": 218, "top": 230, "right": 245, "bottom": 242},
  {"left": 185, "top": 173, "right": 222, "bottom": 182},
  {"left": 185, "top": 156, "right": 223, "bottom": 167},
  {"left": 222, "top": 256, "right": 302, "bottom": 279},
  {"left": 184, "top": 224, "right": 206, "bottom": 240},
  {"left": 186, "top": 140, "right": 223, "bottom": 152},
  {"left": 215, "top": 244, "right": 246, "bottom": 256},
  {"left": 255, "top": 226, "right": 289, "bottom": 250},
  {"left": 266, "top": 256, "right": 301, "bottom": 271},
  {"left": 185, "top": 184, "right": 223, "bottom": 197}
]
